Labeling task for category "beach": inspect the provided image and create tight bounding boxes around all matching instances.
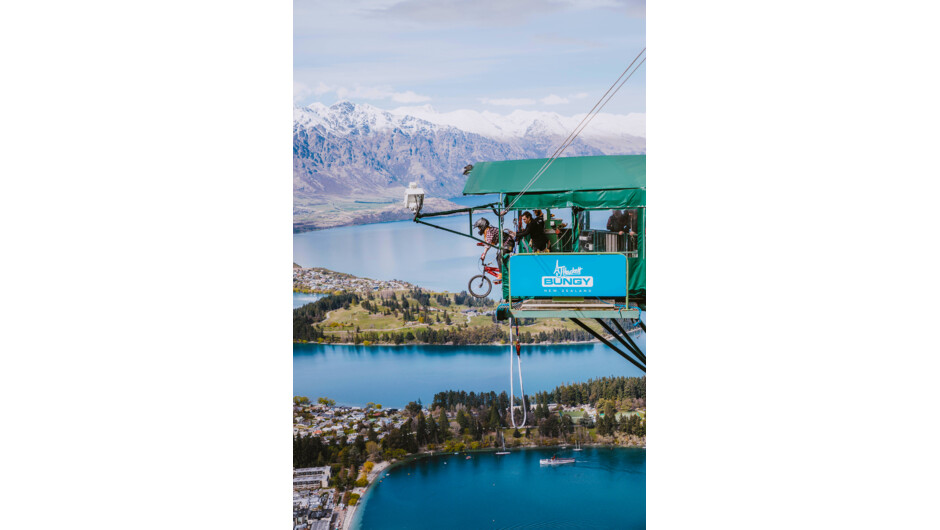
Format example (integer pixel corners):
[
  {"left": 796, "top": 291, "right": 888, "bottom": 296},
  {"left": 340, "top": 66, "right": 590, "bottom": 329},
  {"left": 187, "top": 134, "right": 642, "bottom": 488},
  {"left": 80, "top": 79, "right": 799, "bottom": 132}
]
[{"left": 341, "top": 460, "right": 391, "bottom": 530}]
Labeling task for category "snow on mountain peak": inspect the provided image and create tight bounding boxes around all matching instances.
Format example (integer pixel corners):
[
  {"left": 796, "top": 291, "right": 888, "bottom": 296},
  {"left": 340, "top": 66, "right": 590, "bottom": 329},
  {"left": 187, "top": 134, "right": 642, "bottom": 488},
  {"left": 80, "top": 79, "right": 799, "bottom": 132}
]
[{"left": 297, "top": 101, "right": 645, "bottom": 140}]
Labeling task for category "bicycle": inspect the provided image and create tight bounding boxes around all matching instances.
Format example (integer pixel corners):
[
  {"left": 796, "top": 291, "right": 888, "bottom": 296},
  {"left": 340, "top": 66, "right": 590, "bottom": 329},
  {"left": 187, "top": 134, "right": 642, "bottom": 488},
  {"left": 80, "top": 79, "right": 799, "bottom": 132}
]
[{"left": 468, "top": 258, "right": 502, "bottom": 298}]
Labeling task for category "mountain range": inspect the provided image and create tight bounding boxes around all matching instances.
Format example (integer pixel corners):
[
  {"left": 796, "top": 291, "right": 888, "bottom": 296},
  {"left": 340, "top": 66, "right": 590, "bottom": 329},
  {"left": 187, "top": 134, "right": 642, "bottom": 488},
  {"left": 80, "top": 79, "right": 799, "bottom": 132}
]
[{"left": 293, "top": 101, "right": 645, "bottom": 230}]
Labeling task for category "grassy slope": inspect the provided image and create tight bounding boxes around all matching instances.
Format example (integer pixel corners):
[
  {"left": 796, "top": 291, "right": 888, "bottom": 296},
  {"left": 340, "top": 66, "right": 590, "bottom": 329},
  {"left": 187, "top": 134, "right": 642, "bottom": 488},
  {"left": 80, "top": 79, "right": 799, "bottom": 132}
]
[{"left": 315, "top": 292, "right": 597, "bottom": 341}]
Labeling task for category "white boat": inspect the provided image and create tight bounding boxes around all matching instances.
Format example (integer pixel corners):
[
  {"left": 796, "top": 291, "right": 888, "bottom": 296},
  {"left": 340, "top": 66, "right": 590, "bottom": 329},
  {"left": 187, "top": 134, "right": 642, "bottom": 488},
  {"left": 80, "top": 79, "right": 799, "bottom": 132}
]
[{"left": 539, "top": 454, "right": 575, "bottom": 465}]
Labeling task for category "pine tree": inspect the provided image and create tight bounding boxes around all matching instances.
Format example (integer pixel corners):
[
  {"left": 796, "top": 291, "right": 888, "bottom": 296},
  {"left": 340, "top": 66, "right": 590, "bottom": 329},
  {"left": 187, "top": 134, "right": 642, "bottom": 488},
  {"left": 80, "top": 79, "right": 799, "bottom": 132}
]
[
  {"left": 427, "top": 413, "right": 440, "bottom": 443},
  {"left": 456, "top": 409, "right": 470, "bottom": 433},
  {"left": 416, "top": 412, "right": 428, "bottom": 445},
  {"left": 438, "top": 409, "right": 451, "bottom": 440}
]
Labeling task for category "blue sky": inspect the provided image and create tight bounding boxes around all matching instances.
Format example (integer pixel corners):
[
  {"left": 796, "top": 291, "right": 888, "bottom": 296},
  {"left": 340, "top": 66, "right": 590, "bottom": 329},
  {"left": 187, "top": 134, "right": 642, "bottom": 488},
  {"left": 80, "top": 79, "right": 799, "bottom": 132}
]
[{"left": 294, "top": 0, "right": 646, "bottom": 115}]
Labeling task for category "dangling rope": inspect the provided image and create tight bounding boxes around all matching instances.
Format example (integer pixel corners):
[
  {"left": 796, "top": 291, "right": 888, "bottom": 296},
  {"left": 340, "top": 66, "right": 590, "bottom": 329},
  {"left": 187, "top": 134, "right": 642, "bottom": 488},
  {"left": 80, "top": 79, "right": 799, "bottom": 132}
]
[{"left": 508, "top": 317, "right": 527, "bottom": 429}]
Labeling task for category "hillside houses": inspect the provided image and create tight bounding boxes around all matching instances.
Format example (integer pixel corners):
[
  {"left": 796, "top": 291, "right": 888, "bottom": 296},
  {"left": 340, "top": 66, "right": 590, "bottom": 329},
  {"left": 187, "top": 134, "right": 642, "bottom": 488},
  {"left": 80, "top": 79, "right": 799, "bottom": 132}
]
[
  {"left": 293, "top": 267, "right": 415, "bottom": 295},
  {"left": 292, "top": 403, "right": 410, "bottom": 442}
]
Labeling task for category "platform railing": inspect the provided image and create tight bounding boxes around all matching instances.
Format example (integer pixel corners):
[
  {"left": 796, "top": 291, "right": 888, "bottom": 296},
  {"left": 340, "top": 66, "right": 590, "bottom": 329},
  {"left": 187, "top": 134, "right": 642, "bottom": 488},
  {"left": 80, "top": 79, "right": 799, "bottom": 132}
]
[{"left": 577, "top": 230, "right": 638, "bottom": 257}]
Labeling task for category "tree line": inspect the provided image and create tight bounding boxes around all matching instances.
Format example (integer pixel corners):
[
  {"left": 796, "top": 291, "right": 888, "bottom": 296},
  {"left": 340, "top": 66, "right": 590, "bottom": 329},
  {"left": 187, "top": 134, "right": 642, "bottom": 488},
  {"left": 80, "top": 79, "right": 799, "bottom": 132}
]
[
  {"left": 544, "top": 375, "right": 646, "bottom": 410},
  {"left": 294, "top": 376, "right": 646, "bottom": 494}
]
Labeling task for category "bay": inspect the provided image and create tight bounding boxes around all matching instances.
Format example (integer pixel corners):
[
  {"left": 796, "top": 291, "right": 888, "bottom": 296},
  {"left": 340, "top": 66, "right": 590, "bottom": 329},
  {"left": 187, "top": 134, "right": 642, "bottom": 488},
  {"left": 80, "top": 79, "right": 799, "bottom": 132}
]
[
  {"left": 293, "top": 341, "right": 644, "bottom": 407},
  {"left": 293, "top": 292, "right": 326, "bottom": 308},
  {"left": 294, "top": 214, "right": 493, "bottom": 293},
  {"left": 353, "top": 447, "right": 645, "bottom": 530}
]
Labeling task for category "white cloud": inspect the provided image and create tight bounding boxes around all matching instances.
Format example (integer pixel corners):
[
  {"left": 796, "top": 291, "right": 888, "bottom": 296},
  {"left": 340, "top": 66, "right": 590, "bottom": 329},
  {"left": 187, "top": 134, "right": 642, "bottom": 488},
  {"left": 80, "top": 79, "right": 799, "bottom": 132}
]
[
  {"left": 293, "top": 81, "right": 312, "bottom": 104},
  {"left": 391, "top": 90, "right": 431, "bottom": 103},
  {"left": 540, "top": 94, "right": 569, "bottom": 105},
  {"left": 331, "top": 84, "right": 431, "bottom": 103},
  {"left": 368, "top": 0, "right": 644, "bottom": 25},
  {"left": 481, "top": 97, "right": 536, "bottom": 106},
  {"left": 570, "top": 92, "right": 590, "bottom": 99}
]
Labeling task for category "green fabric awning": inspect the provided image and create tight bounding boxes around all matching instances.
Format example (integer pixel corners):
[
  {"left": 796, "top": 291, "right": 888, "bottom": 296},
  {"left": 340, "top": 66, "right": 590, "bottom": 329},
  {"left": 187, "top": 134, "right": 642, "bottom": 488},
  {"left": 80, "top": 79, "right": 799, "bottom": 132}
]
[
  {"left": 463, "top": 155, "right": 645, "bottom": 195},
  {"left": 461, "top": 154, "right": 646, "bottom": 298},
  {"left": 503, "top": 189, "right": 645, "bottom": 210},
  {"left": 629, "top": 258, "right": 646, "bottom": 296}
]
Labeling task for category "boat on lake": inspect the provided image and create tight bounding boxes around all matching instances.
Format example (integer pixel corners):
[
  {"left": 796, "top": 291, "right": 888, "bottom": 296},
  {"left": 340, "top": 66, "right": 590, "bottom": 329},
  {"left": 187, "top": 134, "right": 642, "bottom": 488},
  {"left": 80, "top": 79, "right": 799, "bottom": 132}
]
[
  {"left": 540, "top": 454, "right": 576, "bottom": 466},
  {"left": 495, "top": 429, "right": 510, "bottom": 455}
]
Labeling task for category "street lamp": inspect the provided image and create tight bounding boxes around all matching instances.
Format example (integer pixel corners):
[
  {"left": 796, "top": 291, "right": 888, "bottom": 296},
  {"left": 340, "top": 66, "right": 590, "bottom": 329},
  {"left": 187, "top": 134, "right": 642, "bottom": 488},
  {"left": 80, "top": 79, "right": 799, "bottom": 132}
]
[{"left": 403, "top": 182, "right": 425, "bottom": 214}]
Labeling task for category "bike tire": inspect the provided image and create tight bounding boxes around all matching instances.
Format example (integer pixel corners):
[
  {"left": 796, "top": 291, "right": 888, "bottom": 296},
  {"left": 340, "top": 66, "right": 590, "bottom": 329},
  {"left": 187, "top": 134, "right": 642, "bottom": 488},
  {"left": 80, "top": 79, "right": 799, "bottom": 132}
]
[{"left": 468, "top": 275, "right": 492, "bottom": 298}]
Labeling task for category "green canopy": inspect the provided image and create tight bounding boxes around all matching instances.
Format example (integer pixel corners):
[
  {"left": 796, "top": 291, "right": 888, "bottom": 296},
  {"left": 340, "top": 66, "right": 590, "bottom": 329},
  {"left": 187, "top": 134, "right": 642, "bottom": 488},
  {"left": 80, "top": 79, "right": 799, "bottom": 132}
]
[
  {"left": 504, "top": 189, "right": 645, "bottom": 210},
  {"left": 463, "top": 155, "right": 645, "bottom": 196},
  {"left": 460, "top": 154, "right": 646, "bottom": 300}
]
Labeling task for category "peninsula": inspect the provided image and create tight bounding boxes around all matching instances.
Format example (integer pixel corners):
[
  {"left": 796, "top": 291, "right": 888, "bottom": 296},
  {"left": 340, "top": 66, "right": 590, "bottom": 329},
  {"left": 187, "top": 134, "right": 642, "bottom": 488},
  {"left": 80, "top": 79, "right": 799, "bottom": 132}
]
[{"left": 293, "top": 267, "right": 641, "bottom": 346}]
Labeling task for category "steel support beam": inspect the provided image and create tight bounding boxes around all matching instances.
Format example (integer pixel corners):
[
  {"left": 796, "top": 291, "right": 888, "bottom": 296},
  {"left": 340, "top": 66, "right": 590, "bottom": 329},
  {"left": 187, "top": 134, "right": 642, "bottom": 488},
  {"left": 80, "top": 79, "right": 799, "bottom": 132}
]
[
  {"left": 607, "top": 319, "right": 646, "bottom": 364},
  {"left": 570, "top": 318, "right": 645, "bottom": 373},
  {"left": 596, "top": 319, "right": 646, "bottom": 365}
]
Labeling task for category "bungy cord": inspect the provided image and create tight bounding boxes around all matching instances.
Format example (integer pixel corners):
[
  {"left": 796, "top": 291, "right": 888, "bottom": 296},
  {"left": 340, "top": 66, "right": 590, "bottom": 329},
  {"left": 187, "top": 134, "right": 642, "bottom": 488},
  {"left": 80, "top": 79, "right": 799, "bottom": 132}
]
[{"left": 509, "top": 317, "right": 527, "bottom": 429}]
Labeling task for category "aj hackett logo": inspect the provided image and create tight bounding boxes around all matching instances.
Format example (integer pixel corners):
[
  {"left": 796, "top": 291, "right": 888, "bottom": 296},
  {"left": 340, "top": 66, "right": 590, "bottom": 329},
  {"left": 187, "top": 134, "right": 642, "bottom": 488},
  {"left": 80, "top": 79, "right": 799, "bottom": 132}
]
[
  {"left": 511, "top": 254, "right": 625, "bottom": 297},
  {"left": 542, "top": 260, "right": 594, "bottom": 288}
]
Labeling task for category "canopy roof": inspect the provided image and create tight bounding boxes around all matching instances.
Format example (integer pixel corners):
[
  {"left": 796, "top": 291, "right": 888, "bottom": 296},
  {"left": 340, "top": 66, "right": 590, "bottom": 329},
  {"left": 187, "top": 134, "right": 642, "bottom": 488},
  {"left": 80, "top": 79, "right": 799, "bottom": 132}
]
[{"left": 462, "top": 155, "right": 645, "bottom": 195}]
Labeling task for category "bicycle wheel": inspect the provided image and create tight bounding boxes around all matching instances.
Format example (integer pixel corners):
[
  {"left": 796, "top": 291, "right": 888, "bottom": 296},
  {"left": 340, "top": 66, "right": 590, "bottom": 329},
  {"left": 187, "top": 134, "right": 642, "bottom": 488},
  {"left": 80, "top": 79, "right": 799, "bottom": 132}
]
[{"left": 468, "top": 274, "right": 492, "bottom": 298}]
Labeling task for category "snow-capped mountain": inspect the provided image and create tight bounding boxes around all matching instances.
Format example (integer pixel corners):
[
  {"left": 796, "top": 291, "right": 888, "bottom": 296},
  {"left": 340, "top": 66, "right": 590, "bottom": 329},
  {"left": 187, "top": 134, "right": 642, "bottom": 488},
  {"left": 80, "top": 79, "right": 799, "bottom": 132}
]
[
  {"left": 293, "top": 101, "right": 645, "bottom": 227},
  {"left": 388, "top": 104, "right": 646, "bottom": 140}
]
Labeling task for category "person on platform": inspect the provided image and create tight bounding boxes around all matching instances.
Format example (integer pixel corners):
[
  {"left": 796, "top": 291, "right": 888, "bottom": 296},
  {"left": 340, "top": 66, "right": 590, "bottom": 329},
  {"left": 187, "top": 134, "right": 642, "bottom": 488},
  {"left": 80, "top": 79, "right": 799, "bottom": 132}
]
[
  {"left": 607, "top": 210, "right": 624, "bottom": 232},
  {"left": 515, "top": 211, "right": 549, "bottom": 252}
]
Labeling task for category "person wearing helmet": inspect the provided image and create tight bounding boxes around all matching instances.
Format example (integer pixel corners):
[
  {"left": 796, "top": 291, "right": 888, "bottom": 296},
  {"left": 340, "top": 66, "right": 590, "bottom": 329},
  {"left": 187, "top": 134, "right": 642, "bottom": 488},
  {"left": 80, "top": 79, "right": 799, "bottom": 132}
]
[
  {"left": 474, "top": 218, "right": 499, "bottom": 262},
  {"left": 474, "top": 217, "right": 514, "bottom": 300},
  {"left": 474, "top": 217, "right": 490, "bottom": 235}
]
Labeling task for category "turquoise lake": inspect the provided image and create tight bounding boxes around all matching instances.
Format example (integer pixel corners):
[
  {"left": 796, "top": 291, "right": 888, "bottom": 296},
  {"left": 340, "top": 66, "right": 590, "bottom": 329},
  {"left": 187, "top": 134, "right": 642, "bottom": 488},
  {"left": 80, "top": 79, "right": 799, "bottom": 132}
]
[
  {"left": 293, "top": 342, "right": 644, "bottom": 407},
  {"left": 295, "top": 215, "right": 646, "bottom": 528},
  {"left": 353, "top": 447, "right": 646, "bottom": 530},
  {"left": 293, "top": 214, "right": 646, "bottom": 408},
  {"left": 293, "top": 292, "right": 325, "bottom": 308}
]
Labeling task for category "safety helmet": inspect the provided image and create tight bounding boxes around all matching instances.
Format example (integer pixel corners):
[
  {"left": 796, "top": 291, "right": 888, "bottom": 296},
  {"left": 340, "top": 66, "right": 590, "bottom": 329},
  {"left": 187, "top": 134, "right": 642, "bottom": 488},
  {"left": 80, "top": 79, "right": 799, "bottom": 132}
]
[{"left": 474, "top": 218, "right": 490, "bottom": 235}]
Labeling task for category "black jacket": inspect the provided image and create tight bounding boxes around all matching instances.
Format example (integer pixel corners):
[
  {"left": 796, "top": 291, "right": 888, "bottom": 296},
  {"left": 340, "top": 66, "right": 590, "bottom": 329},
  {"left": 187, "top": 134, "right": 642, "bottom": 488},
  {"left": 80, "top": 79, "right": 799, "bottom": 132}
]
[
  {"left": 516, "top": 218, "right": 549, "bottom": 251},
  {"left": 607, "top": 212, "right": 625, "bottom": 232}
]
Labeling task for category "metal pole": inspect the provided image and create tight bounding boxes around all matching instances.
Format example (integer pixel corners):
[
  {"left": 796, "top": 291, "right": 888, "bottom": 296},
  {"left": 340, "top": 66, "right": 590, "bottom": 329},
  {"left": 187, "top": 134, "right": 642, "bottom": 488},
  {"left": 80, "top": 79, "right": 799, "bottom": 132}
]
[
  {"left": 413, "top": 219, "right": 498, "bottom": 249},
  {"left": 570, "top": 318, "right": 645, "bottom": 372},
  {"left": 604, "top": 319, "right": 646, "bottom": 364},
  {"left": 594, "top": 318, "right": 645, "bottom": 362}
]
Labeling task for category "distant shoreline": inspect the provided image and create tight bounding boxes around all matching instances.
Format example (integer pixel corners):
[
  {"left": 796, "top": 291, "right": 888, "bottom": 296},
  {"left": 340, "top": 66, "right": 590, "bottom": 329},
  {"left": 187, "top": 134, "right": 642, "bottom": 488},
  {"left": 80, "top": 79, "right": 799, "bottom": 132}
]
[
  {"left": 293, "top": 200, "right": 465, "bottom": 234},
  {"left": 293, "top": 339, "right": 601, "bottom": 347},
  {"left": 293, "top": 211, "right": 465, "bottom": 234}
]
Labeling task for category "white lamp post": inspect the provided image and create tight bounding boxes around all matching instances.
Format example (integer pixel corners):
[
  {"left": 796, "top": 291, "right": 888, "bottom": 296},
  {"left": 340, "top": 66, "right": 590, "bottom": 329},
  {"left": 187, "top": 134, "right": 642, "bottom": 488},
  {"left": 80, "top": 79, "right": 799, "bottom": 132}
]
[{"left": 403, "top": 182, "right": 425, "bottom": 213}]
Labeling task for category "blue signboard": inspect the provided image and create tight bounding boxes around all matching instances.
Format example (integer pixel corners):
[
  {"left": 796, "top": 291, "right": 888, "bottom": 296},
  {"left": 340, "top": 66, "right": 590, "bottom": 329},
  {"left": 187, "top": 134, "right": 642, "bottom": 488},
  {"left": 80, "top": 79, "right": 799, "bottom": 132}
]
[{"left": 509, "top": 253, "right": 627, "bottom": 297}]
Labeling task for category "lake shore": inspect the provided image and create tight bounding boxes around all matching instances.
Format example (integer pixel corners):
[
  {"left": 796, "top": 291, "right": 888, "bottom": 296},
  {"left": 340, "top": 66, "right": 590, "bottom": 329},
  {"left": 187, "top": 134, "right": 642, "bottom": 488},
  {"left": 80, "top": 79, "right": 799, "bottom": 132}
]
[
  {"left": 347, "top": 443, "right": 645, "bottom": 530},
  {"left": 293, "top": 339, "right": 601, "bottom": 346},
  {"left": 341, "top": 460, "right": 391, "bottom": 530}
]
